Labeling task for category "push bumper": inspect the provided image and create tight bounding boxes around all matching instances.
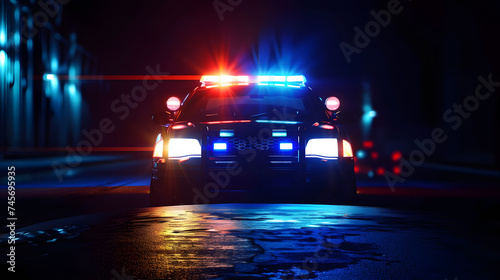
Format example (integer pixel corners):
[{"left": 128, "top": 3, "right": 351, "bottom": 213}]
[{"left": 151, "top": 157, "right": 355, "bottom": 204}]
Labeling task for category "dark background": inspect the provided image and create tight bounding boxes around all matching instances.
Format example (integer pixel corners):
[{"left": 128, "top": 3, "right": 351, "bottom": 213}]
[
  {"left": 3, "top": 0, "right": 500, "bottom": 171},
  {"left": 2, "top": 3, "right": 499, "bottom": 279}
]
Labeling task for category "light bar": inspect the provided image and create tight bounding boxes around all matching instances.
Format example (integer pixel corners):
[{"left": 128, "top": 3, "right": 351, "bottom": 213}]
[
  {"left": 258, "top": 76, "right": 286, "bottom": 83},
  {"left": 221, "top": 75, "right": 248, "bottom": 85},
  {"left": 200, "top": 75, "right": 249, "bottom": 87},
  {"left": 279, "top": 142, "right": 293, "bottom": 150},
  {"left": 200, "top": 75, "right": 220, "bottom": 83},
  {"left": 201, "top": 120, "right": 251, "bottom": 125},
  {"left": 220, "top": 129, "right": 234, "bottom": 137},
  {"left": 199, "top": 75, "right": 306, "bottom": 87},
  {"left": 272, "top": 129, "right": 287, "bottom": 137},
  {"left": 286, "top": 75, "right": 306, "bottom": 83},
  {"left": 213, "top": 142, "right": 227, "bottom": 150},
  {"left": 257, "top": 75, "right": 306, "bottom": 87},
  {"left": 255, "top": 120, "right": 300, "bottom": 125}
]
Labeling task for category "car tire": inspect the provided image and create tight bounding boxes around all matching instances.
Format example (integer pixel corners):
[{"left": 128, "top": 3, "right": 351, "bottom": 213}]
[
  {"left": 150, "top": 176, "right": 169, "bottom": 206},
  {"left": 307, "top": 173, "right": 356, "bottom": 205},
  {"left": 150, "top": 170, "right": 197, "bottom": 206}
]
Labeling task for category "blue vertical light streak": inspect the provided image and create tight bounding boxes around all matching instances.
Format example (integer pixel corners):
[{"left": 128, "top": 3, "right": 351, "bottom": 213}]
[
  {"left": 0, "top": 50, "right": 6, "bottom": 67},
  {"left": 361, "top": 82, "right": 376, "bottom": 139}
]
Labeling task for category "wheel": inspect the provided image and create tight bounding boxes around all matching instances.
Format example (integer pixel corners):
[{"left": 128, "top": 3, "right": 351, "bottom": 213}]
[
  {"left": 337, "top": 176, "right": 357, "bottom": 204},
  {"left": 307, "top": 171, "right": 356, "bottom": 205},
  {"left": 150, "top": 169, "right": 198, "bottom": 206},
  {"left": 149, "top": 176, "right": 169, "bottom": 207}
]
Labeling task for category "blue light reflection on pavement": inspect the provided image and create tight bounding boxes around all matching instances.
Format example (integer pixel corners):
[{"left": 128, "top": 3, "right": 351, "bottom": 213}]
[
  {"left": 0, "top": 155, "right": 151, "bottom": 188},
  {"left": 3, "top": 203, "right": 492, "bottom": 279}
]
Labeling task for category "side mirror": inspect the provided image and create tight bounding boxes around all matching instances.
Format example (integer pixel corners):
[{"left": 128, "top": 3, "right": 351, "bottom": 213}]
[
  {"left": 325, "top": 96, "right": 340, "bottom": 111},
  {"left": 152, "top": 111, "right": 173, "bottom": 125},
  {"left": 166, "top": 96, "right": 181, "bottom": 111}
]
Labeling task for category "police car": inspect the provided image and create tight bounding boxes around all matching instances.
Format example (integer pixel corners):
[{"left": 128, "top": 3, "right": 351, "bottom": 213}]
[{"left": 150, "top": 75, "right": 356, "bottom": 205}]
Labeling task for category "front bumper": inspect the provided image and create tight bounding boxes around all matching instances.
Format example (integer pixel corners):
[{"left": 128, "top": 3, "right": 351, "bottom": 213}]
[{"left": 151, "top": 157, "right": 355, "bottom": 204}]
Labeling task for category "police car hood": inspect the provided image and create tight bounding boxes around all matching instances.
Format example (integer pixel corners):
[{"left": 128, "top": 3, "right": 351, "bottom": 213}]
[
  {"left": 169, "top": 120, "right": 339, "bottom": 139},
  {"left": 200, "top": 120, "right": 301, "bottom": 134},
  {"left": 200, "top": 120, "right": 339, "bottom": 138}
]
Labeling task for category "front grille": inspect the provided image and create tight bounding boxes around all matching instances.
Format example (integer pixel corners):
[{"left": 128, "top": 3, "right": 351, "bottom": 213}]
[
  {"left": 207, "top": 127, "right": 300, "bottom": 170},
  {"left": 229, "top": 138, "right": 275, "bottom": 151},
  {"left": 208, "top": 135, "right": 299, "bottom": 169},
  {"left": 219, "top": 137, "right": 296, "bottom": 151}
]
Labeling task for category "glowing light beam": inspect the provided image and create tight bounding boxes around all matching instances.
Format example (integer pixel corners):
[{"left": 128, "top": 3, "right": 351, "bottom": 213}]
[{"left": 34, "top": 75, "right": 202, "bottom": 81}]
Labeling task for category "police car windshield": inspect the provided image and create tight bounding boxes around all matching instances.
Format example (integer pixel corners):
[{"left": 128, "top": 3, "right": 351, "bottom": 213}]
[{"left": 178, "top": 85, "right": 313, "bottom": 122}]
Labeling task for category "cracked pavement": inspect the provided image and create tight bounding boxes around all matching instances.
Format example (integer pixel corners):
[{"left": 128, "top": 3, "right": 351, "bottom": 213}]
[{"left": 2, "top": 203, "right": 498, "bottom": 279}]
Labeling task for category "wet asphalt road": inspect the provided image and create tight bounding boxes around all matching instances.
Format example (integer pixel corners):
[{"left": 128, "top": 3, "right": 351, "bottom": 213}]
[
  {"left": 3, "top": 203, "right": 500, "bottom": 280},
  {"left": 1, "top": 154, "right": 500, "bottom": 279}
]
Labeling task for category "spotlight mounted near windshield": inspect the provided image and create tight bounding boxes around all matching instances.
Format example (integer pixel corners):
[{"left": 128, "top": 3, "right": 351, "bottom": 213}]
[
  {"left": 325, "top": 96, "right": 340, "bottom": 111},
  {"left": 166, "top": 96, "right": 181, "bottom": 111}
]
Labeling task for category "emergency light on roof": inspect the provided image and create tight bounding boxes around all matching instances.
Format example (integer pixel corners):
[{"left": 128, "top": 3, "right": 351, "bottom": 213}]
[
  {"left": 258, "top": 76, "right": 286, "bottom": 83},
  {"left": 200, "top": 75, "right": 249, "bottom": 87},
  {"left": 200, "top": 75, "right": 306, "bottom": 87}
]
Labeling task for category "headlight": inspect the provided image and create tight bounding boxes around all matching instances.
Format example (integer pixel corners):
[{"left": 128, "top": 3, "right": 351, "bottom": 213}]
[
  {"left": 168, "top": 138, "right": 201, "bottom": 160},
  {"left": 343, "top": 140, "right": 353, "bottom": 157},
  {"left": 153, "top": 134, "right": 164, "bottom": 158},
  {"left": 305, "top": 138, "right": 338, "bottom": 159}
]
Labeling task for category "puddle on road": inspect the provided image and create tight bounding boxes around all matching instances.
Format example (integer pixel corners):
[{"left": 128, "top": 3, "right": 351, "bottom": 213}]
[
  {"left": 93, "top": 206, "right": 400, "bottom": 279},
  {"left": 5, "top": 204, "right": 466, "bottom": 279}
]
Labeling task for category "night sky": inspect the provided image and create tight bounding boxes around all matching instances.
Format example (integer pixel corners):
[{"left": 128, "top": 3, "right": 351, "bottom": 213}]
[{"left": 56, "top": 0, "right": 499, "bottom": 168}]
